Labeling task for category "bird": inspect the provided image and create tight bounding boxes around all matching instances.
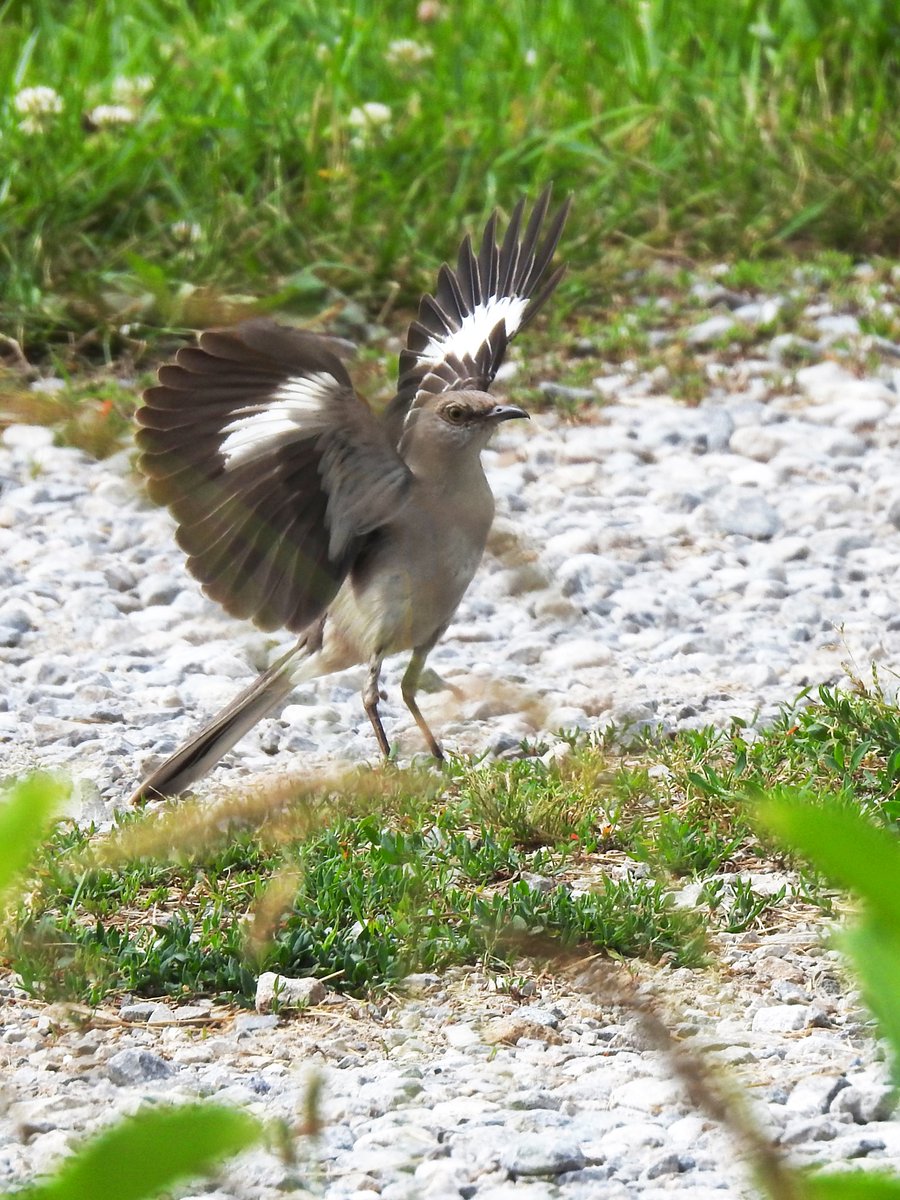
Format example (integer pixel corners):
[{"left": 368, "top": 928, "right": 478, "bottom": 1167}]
[{"left": 129, "top": 186, "right": 570, "bottom": 802}]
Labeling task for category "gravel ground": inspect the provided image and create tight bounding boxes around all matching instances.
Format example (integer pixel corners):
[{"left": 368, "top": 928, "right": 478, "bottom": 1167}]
[{"left": 3, "top": 292, "right": 900, "bottom": 1195}]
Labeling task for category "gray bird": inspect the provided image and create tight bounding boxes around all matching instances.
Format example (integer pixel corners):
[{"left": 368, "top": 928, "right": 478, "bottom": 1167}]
[{"left": 129, "top": 187, "right": 569, "bottom": 801}]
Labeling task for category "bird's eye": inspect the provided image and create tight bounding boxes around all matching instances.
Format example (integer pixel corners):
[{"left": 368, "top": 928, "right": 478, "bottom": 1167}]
[{"left": 444, "top": 403, "right": 466, "bottom": 424}]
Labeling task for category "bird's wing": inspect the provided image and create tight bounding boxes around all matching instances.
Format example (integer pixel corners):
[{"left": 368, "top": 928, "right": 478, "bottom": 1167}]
[
  {"left": 386, "top": 184, "right": 570, "bottom": 435},
  {"left": 136, "top": 319, "right": 413, "bottom": 633}
]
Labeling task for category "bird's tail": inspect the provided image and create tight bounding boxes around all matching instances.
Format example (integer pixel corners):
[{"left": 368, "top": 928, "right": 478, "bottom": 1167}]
[{"left": 128, "top": 643, "right": 309, "bottom": 803}]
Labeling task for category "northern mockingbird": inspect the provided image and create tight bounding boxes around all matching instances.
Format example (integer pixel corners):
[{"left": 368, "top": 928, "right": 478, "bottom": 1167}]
[{"left": 129, "top": 186, "right": 569, "bottom": 802}]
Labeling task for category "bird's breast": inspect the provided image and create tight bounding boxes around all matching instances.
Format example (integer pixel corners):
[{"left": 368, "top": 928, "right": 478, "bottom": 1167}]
[{"left": 327, "top": 496, "right": 490, "bottom": 659}]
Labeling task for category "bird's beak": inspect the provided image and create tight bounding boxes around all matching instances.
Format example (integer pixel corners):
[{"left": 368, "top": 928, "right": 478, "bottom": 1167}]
[{"left": 486, "top": 404, "right": 529, "bottom": 423}]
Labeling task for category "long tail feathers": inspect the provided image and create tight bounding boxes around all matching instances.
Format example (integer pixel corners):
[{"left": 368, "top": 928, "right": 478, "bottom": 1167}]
[{"left": 128, "top": 646, "right": 303, "bottom": 803}]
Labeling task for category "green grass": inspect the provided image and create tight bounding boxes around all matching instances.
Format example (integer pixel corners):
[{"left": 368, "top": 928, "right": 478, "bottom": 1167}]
[
  {"left": 10, "top": 679, "right": 900, "bottom": 1006},
  {"left": 6, "top": 784, "right": 707, "bottom": 1005},
  {"left": 1, "top": 0, "right": 899, "bottom": 352}
]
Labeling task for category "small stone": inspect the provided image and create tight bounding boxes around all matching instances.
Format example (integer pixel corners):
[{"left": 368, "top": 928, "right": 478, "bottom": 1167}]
[
  {"left": 614, "top": 1077, "right": 683, "bottom": 1112},
  {"left": 136, "top": 576, "right": 183, "bottom": 607},
  {"left": 3, "top": 424, "right": 55, "bottom": 450},
  {"left": 686, "top": 315, "right": 738, "bottom": 345},
  {"left": 716, "top": 494, "right": 781, "bottom": 540},
  {"left": 752, "top": 1004, "right": 817, "bottom": 1033},
  {"left": 255, "top": 972, "right": 326, "bottom": 1012},
  {"left": 832, "top": 1134, "right": 887, "bottom": 1158},
  {"left": 592, "top": 372, "right": 631, "bottom": 397},
  {"left": 786, "top": 1075, "right": 849, "bottom": 1116},
  {"left": 733, "top": 299, "right": 782, "bottom": 325},
  {"left": 119, "top": 1002, "right": 170, "bottom": 1023},
  {"left": 814, "top": 313, "right": 861, "bottom": 341},
  {"left": 233, "top": 1013, "right": 280, "bottom": 1035},
  {"left": 542, "top": 638, "right": 613, "bottom": 670},
  {"left": 148, "top": 1004, "right": 210, "bottom": 1025},
  {"left": 521, "top": 872, "right": 557, "bottom": 894},
  {"left": 645, "top": 1151, "right": 693, "bottom": 1178},
  {"left": 779, "top": 1116, "right": 841, "bottom": 1145},
  {"left": 483, "top": 1011, "right": 562, "bottom": 1046},
  {"left": 729, "top": 426, "right": 784, "bottom": 462},
  {"left": 28, "top": 1129, "right": 72, "bottom": 1174},
  {"left": 107, "top": 1048, "right": 174, "bottom": 1085},
  {"left": 771, "top": 980, "right": 811, "bottom": 1004},
  {"left": 754, "top": 956, "right": 805, "bottom": 983},
  {"left": 887, "top": 497, "right": 900, "bottom": 531},
  {"left": 831, "top": 1081, "right": 897, "bottom": 1123},
  {"left": 104, "top": 563, "right": 137, "bottom": 591},
  {"left": 507, "top": 1089, "right": 562, "bottom": 1111},
  {"left": 769, "top": 333, "right": 820, "bottom": 362},
  {"left": 0, "top": 605, "right": 33, "bottom": 632},
  {"left": 498, "top": 1132, "right": 586, "bottom": 1176}
]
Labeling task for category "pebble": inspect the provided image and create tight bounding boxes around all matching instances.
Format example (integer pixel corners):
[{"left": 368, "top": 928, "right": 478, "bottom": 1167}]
[
  {"left": 686, "top": 315, "right": 738, "bottom": 345},
  {"left": 256, "top": 973, "right": 327, "bottom": 1012},
  {"left": 752, "top": 1004, "right": 819, "bottom": 1033},
  {"left": 106, "top": 1048, "right": 175, "bottom": 1085},
  {"left": 499, "top": 1134, "right": 586, "bottom": 1175}
]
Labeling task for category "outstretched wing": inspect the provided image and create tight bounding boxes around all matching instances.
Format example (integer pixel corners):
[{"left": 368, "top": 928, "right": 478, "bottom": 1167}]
[
  {"left": 136, "top": 319, "right": 413, "bottom": 633},
  {"left": 386, "top": 184, "right": 570, "bottom": 434}
]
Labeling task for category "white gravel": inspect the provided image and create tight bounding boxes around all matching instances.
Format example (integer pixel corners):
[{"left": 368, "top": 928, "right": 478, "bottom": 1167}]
[
  {"left": 3, "top": 350, "right": 900, "bottom": 804},
  {"left": 3, "top": 315, "right": 900, "bottom": 1195}
]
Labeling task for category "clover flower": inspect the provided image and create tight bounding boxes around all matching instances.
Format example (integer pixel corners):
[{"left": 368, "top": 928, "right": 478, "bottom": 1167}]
[
  {"left": 170, "top": 220, "right": 203, "bottom": 244},
  {"left": 111, "top": 75, "right": 154, "bottom": 106},
  {"left": 348, "top": 102, "right": 392, "bottom": 147},
  {"left": 86, "top": 104, "right": 136, "bottom": 129},
  {"left": 14, "top": 86, "right": 63, "bottom": 133},
  {"left": 386, "top": 39, "right": 434, "bottom": 68},
  {"left": 14, "top": 86, "right": 63, "bottom": 116}
]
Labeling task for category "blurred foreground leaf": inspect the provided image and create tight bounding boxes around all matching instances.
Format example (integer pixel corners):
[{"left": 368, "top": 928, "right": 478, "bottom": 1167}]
[
  {"left": 758, "top": 789, "right": 900, "bottom": 925},
  {"left": 0, "top": 774, "right": 67, "bottom": 899},
  {"left": 758, "top": 790, "right": 900, "bottom": 1087},
  {"left": 798, "top": 1170, "right": 900, "bottom": 1198},
  {"left": 10, "top": 1103, "right": 266, "bottom": 1200}
]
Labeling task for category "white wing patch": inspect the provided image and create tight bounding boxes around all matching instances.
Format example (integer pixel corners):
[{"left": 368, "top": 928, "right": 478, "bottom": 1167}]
[
  {"left": 219, "top": 373, "right": 334, "bottom": 469},
  {"left": 418, "top": 295, "right": 529, "bottom": 365}
]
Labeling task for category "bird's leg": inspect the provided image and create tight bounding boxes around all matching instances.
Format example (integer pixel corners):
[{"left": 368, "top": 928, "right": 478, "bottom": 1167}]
[
  {"left": 363, "top": 654, "right": 392, "bottom": 758},
  {"left": 401, "top": 646, "right": 445, "bottom": 762}
]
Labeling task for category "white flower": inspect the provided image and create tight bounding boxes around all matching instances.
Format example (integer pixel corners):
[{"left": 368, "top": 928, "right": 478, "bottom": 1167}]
[
  {"left": 348, "top": 102, "right": 392, "bottom": 129},
  {"left": 386, "top": 39, "right": 434, "bottom": 67},
  {"left": 13, "top": 86, "right": 63, "bottom": 116},
  {"left": 111, "top": 75, "right": 154, "bottom": 105},
  {"left": 524, "top": 48, "right": 538, "bottom": 67},
  {"left": 87, "top": 104, "right": 136, "bottom": 128},
  {"left": 170, "top": 220, "right": 202, "bottom": 244},
  {"left": 348, "top": 102, "right": 392, "bottom": 147}
]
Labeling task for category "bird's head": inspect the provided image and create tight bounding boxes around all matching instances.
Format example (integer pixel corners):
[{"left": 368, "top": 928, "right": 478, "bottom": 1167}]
[{"left": 400, "top": 390, "right": 529, "bottom": 461}]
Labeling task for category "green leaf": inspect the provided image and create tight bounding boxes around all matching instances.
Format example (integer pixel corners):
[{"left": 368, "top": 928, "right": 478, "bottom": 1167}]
[
  {"left": 0, "top": 775, "right": 67, "bottom": 898},
  {"left": 840, "top": 918, "right": 900, "bottom": 1087},
  {"left": 14, "top": 1104, "right": 266, "bottom": 1200},
  {"left": 799, "top": 1168, "right": 900, "bottom": 1198},
  {"left": 757, "top": 790, "right": 900, "bottom": 925}
]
